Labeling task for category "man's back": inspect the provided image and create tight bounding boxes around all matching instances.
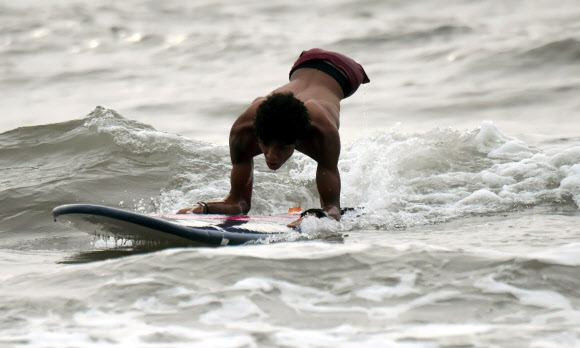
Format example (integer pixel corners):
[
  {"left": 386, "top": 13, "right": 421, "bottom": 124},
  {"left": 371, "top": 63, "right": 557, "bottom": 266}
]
[{"left": 231, "top": 67, "right": 343, "bottom": 163}]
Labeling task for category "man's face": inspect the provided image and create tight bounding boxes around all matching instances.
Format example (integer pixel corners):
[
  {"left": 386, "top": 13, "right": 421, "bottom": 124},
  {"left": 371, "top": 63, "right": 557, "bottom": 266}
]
[{"left": 258, "top": 141, "right": 296, "bottom": 170}]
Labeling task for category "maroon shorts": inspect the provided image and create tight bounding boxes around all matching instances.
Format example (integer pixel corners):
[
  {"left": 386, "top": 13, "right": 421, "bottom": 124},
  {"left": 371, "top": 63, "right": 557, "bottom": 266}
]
[{"left": 289, "top": 48, "right": 370, "bottom": 98}]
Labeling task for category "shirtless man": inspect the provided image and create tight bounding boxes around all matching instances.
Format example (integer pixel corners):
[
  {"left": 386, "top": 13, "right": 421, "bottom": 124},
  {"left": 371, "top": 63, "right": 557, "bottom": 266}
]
[{"left": 177, "top": 48, "right": 369, "bottom": 224}]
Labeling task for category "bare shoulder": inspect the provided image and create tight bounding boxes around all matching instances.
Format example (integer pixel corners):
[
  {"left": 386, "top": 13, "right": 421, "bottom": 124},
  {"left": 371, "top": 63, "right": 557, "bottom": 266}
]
[
  {"left": 229, "top": 98, "right": 264, "bottom": 163},
  {"left": 230, "top": 97, "right": 266, "bottom": 136},
  {"left": 298, "top": 100, "right": 340, "bottom": 166}
]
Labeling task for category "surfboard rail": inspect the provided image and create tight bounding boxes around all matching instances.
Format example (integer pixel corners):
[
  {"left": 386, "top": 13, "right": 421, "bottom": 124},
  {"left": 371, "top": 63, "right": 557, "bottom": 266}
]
[{"left": 52, "top": 204, "right": 296, "bottom": 246}]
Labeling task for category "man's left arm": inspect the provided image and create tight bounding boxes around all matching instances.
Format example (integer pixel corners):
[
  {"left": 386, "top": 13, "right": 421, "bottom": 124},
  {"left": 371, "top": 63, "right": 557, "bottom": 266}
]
[
  {"left": 287, "top": 162, "right": 340, "bottom": 228},
  {"left": 316, "top": 164, "right": 341, "bottom": 221},
  {"left": 290, "top": 101, "right": 342, "bottom": 226},
  {"left": 315, "top": 122, "right": 341, "bottom": 221}
]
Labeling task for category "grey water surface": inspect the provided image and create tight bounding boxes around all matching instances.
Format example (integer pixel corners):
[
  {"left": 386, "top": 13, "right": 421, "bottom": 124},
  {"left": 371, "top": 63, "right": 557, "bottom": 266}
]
[{"left": 1, "top": 1, "right": 580, "bottom": 346}]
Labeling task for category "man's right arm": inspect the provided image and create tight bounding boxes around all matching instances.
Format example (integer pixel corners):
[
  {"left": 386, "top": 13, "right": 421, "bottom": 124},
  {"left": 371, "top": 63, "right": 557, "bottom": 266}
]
[
  {"left": 177, "top": 104, "right": 260, "bottom": 215},
  {"left": 175, "top": 159, "right": 253, "bottom": 214}
]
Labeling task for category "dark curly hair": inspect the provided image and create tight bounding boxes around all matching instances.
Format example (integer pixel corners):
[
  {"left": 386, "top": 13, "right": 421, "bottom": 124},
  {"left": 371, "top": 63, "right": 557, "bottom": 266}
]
[{"left": 253, "top": 92, "right": 310, "bottom": 146}]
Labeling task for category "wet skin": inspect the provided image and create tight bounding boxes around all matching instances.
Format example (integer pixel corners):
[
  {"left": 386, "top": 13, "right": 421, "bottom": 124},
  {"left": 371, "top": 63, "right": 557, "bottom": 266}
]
[{"left": 177, "top": 67, "right": 344, "bottom": 223}]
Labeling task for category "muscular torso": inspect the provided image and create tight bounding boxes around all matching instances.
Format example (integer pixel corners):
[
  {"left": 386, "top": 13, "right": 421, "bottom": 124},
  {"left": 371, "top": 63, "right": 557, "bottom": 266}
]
[
  {"left": 230, "top": 68, "right": 343, "bottom": 166},
  {"left": 177, "top": 67, "right": 346, "bottom": 218}
]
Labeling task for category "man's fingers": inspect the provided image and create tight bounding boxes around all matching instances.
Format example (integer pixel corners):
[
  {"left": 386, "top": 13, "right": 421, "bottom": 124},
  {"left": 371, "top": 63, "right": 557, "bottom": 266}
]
[{"left": 176, "top": 207, "right": 193, "bottom": 214}]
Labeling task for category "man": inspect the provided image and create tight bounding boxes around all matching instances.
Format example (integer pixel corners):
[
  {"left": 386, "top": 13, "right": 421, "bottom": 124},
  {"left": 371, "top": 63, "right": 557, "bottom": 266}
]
[{"left": 177, "top": 48, "right": 369, "bottom": 224}]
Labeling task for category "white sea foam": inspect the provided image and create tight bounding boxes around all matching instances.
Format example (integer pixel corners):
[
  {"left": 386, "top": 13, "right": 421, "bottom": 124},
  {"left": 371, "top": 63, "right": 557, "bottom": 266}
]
[
  {"left": 199, "top": 296, "right": 267, "bottom": 325},
  {"left": 336, "top": 122, "right": 579, "bottom": 229},
  {"left": 273, "top": 326, "right": 431, "bottom": 348},
  {"left": 369, "top": 290, "right": 462, "bottom": 320},
  {"left": 194, "top": 241, "right": 370, "bottom": 260},
  {"left": 475, "top": 275, "right": 571, "bottom": 310},
  {"left": 131, "top": 296, "right": 175, "bottom": 314},
  {"left": 530, "top": 332, "right": 580, "bottom": 348},
  {"left": 231, "top": 277, "right": 355, "bottom": 314},
  {"left": 355, "top": 272, "right": 418, "bottom": 301},
  {"left": 526, "top": 243, "right": 580, "bottom": 267},
  {"left": 395, "top": 323, "right": 493, "bottom": 339},
  {"left": 559, "top": 163, "right": 580, "bottom": 206}
]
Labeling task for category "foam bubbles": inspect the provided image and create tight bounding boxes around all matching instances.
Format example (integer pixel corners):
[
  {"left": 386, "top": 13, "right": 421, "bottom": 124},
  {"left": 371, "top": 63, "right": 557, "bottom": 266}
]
[
  {"left": 199, "top": 296, "right": 266, "bottom": 325},
  {"left": 458, "top": 189, "right": 501, "bottom": 205},
  {"left": 355, "top": 272, "right": 418, "bottom": 301},
  {"left": 336, "top": 121, "right": 579, "bottom": 230},
  {"left": 559, "top": 163, "right": 580, "bottom": 205},
  {"left": 473, "top": 120, "right": 511, "bottom": 154}
]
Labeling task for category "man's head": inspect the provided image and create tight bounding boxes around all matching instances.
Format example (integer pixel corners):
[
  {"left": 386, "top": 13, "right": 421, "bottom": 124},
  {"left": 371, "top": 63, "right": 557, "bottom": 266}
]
[{"left": 253, "top": 92, "right": 310, "bottom": 170}]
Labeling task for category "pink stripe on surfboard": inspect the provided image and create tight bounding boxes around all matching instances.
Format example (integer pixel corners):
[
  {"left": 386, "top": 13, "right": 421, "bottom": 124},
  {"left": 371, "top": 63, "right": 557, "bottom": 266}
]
[{"left": 151, "top": 214, "right": 298, "bottom": 222}]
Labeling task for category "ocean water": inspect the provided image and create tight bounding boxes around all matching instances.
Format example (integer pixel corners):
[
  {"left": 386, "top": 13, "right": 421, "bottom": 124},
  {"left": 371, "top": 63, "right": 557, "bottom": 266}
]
[{"left": 1, "top": 0, "right": 580, "bottom": 347}]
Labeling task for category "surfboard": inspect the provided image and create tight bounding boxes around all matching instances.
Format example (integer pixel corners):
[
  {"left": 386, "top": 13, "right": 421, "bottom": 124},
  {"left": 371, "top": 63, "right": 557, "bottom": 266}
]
[{"left": 52, "top": 204, "right": 298, "bottom": 247}]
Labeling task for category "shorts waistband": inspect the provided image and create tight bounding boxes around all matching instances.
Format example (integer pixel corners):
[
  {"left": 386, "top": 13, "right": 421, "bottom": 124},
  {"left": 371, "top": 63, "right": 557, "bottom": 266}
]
[{"left": 289, "top": 60, "right": 351, "bottom": 98}]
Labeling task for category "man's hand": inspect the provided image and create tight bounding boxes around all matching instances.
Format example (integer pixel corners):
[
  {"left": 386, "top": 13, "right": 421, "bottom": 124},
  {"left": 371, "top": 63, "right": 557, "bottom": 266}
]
[
  {"left": 287, "top": 205, "right": 340, "bottom": 228},
  {"left": 176, "top": 204, "right": 205, "bottom": 214},
  {"left": 324, "top": 205, "right": 341, "bottom": 221}
]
